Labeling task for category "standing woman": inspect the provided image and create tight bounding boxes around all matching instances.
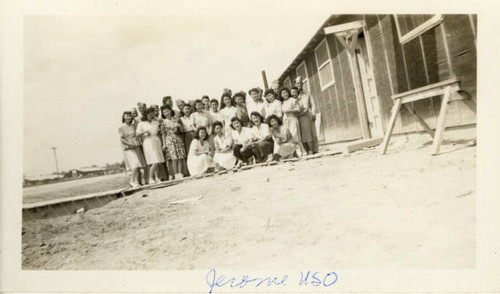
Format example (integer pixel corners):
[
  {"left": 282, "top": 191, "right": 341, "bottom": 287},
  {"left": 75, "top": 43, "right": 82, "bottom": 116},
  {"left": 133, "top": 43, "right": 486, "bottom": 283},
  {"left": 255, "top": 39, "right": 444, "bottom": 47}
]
[
  {"left": 187, "top": 127, "right": 214, "bottom": 176},
  {"left": 136, "top": 107, "right": 165, "bottom": 184},
  {"left": 212, "top": 121, "right": 237, "bottom": 171},
  {"left": 280, "top": 87, "right": 307, "bottom": 156},
  {"left": 191, "top": 99, "right": 213, "bottom": 135},
  {"left": 118, "top": 111, "right": 145, "bottom": 187},
  {"left": 292, "top": 86, "right": 316, "bottom": 155},
  {"left": 160, "top": 105, "right": 186, "bottom": 180},
  {"left": 233, "top": 92, "right": 250, "bottom": 127},
  {"left": 201, "top": 95, "right": 211, "bottom": 111},
  {"left": 263, "top": 89, "right": 283, "bottom": 122},
  {"left": 219, "top": 92, "right": 238, "bottom": 132},
  {"left": 180, "top": 104, "right": 196, "bottom": 158},
  {"left": 247, "top": 87, "right": 266, "bottom": 120},
  {"left": 267, "top": 114, "right": 297, "bottom": 161},
  {"left": 230, "top": 117, "right": 257, "bottom": 166},
  {"left": 209, "top": 99, "right": 223, "bottom": 123}
]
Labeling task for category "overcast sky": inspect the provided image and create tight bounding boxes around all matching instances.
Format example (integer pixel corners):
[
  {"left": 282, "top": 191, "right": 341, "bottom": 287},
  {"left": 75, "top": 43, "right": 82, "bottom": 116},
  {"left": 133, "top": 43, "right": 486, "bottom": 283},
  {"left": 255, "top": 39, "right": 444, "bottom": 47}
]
[{"left": 23, "top": 11, "right": 330, "bottom": 175}]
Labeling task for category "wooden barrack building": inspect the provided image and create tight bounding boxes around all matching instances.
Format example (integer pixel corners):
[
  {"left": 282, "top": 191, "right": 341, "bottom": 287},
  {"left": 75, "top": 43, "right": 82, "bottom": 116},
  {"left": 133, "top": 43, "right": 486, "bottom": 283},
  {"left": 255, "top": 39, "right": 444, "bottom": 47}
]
[{"left": 278, "top": 14, "right": 476, "bottom": 145}]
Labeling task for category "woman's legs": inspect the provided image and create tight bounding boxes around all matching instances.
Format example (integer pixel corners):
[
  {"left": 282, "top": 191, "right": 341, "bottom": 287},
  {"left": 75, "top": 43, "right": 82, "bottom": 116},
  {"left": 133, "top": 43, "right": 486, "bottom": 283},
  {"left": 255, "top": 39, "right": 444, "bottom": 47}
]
[
  {"left": 171, "top": 159, "right": 179, "bottom": 175},
  {"left": 149, "top": 163, "right": 160, "bottom": 182},
  {"left": 130, "top": 168, "right": 139, "bottom": 186}
]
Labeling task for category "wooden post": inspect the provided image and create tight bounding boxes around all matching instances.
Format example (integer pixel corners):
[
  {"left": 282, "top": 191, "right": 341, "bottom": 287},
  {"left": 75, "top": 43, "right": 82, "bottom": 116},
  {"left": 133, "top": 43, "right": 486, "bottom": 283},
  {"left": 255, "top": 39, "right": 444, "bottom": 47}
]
[
  {"left": 432, "top": 86, "right": 451, "bottom": 155},
  {"left": 381, "top": 99, "right": 402, "bottom": 154},
  {"left": 261, "top": 70, "right": 269, "bottom": 90}
]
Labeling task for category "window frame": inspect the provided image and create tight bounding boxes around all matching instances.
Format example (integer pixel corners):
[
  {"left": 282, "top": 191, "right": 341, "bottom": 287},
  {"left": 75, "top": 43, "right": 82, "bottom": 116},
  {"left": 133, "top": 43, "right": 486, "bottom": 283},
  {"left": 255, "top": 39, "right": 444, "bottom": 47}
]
[
  {"left": 296, "top": 60, "right": 309, "bottom": 88},
  {"left": 394, "top": 14, "right": 444, "bottom": 45},
  {"left": 314, "top": 38, "right": 336, "bottom": 91}
]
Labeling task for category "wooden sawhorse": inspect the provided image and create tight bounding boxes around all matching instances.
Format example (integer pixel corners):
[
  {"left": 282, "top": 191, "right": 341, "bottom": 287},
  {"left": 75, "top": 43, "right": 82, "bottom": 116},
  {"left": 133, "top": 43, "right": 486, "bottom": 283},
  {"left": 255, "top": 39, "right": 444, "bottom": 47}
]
[{"left": 381, "top": 77, "right": 476, "bottom": 155}]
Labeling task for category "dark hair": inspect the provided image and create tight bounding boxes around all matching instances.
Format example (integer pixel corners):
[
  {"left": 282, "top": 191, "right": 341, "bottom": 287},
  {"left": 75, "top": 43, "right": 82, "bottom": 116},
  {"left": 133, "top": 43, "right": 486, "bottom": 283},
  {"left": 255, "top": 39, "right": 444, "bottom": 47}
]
[
  {"left": 210, "top": 98, "right": 219, "bottom": 105},
  {"left": 194, "top": 126, "right": 208, "bottom": 140},
  {"left": 220, "top": 93, "right": 233, "bottom": 109},
  {"left": 264, "top": 89, "right": 276, "bottom": 98},
  {"left": 201, "top": 95, "right": 210, "bottom": 101},
  {"left": 122, "top": 111, "right": 133, "bottom": 123},
  {"left": 146, "top": 106, "right": 156, "bottom": 116},
  {"left": 162, "top": 96, "right": 172, "bottom": 105},
  {"left": 194, "top": 99, "right": 203, "bottom": 108},
  {"left": 160, "top": 105, "right": 175, "bottom": 119},
  {"left": 212, "top": 120, "right": 223, "bottom": 130},
  {"left": 250, "top": 111, "right": 264, "bottom": 123},
  {"left": 291, "top": 86, "right": 299, "bottom": 93},
  {"left": 279, "top": 87, "right": 291, "bottom": 100},
  {"left": 230, "top": 116, "right": 242, "bottom": 130},
  {"left": 248, "top": 88, "right": 260, "bottom": 95},
  {"left": 267, "top": 114, "right": 283, "bottom": 127},
  {"left": 233, "top": 92, "right": 246, "bottom": 103}
]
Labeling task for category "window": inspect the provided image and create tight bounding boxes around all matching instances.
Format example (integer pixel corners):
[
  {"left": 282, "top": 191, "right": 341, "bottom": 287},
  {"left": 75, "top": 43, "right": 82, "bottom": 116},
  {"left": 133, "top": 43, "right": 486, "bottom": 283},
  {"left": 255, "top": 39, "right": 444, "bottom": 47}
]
[
  {"left": 296, "top": 60, "right": 310, "bottom": 94},
  {"left": 394, "top": 14, "right": 444, "bottom": 45},
  {"left": 283, "top": 76, "right": 292, "bottom": 88},
  {"left": 314, "top": 38, "right": 335, "bottom": 91}
]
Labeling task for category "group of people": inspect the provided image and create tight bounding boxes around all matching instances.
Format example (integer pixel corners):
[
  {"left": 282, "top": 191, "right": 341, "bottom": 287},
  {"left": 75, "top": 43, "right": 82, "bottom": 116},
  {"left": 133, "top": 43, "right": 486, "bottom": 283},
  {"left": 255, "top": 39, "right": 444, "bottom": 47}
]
[{"left": 118, "top": 77, "right": 319, "bottom": 187}]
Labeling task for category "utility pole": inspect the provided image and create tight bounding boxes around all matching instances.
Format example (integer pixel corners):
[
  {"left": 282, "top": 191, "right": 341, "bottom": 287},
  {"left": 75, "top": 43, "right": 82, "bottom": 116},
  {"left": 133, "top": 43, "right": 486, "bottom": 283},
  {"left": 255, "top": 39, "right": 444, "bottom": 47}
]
[{"left": 51, "top": 146, "right": 60, "bottom": 179}]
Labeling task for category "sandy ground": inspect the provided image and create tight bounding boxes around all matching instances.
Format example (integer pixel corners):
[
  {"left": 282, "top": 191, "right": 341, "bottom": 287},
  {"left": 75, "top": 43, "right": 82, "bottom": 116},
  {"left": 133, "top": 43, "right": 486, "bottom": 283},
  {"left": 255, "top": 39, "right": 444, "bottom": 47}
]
[
  {"left": 22, "top": 128, "right": 476, "bottom": 270},
  {"left": 23, "top": 173, "right": 130, "bottom": 204}
]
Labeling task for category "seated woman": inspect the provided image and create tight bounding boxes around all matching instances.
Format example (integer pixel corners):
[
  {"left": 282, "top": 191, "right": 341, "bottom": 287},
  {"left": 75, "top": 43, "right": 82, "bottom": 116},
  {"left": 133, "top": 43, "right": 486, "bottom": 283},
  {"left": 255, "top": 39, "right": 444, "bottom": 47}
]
[
  {"left": 118, "top": 111, "right": 146, "bottom": 187},
  {"left": 267, "top": 114, "right": 297, "bottom": 161},
  {"left": 187, "top": 127, "right": 214, "bottom": 176},
  {"left": 212, "top": 121, "right": 237, "bottom": 171},
  {"left": 249, "top": 111, "right": 274, "bottom": 163},
  {"left": 230, "top": 117, "right": 257, "bottom": 166}
]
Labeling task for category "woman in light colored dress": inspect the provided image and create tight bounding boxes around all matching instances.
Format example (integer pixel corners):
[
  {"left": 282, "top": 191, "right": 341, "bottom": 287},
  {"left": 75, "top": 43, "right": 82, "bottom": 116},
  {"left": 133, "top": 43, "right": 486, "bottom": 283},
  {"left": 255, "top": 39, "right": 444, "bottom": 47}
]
[
  {"left": 187, "top": 127, "right": 214, "bottom": 176},
  {"left": 161, "top": 105, "right": 186, "bottom": 180},
  {"left": 280, "top": 87, "right": 307, "bottom": 156},
  {"left": 230, "top": 117, "right": 258, "bottom": 166},
  {"left": 267, "top": 114, "right": 297, "bottom": 161},
  {"left": 118, "top": 111, "right": 145, "bottom": 187},
  {"left": 219, "top": 93, "right": 238, "bottom": 133},
  {"left": 136, "top": 107, "right": 165, "bottom": 184},
  {"left": 209, "top": 99, "right": 223, "bottom": 123},
  {"left": 249, "top": 111, "right": 274, "bottom": 163},
  {"left": 212, "top": 121, "right": 237, "bottom": 170},
  {"left": 247, "top": 87, "right": 266, "bottom": 121},
  {"left": 263, "top": 89, "right": 283, "bottom": 122}
]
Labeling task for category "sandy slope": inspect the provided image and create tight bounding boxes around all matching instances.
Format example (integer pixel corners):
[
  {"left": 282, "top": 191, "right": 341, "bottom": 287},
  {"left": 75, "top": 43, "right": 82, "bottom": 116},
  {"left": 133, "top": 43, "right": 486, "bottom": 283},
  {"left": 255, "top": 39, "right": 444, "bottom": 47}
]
[{"left": 22, "top": 129, "right": 476, "bottom": 270}]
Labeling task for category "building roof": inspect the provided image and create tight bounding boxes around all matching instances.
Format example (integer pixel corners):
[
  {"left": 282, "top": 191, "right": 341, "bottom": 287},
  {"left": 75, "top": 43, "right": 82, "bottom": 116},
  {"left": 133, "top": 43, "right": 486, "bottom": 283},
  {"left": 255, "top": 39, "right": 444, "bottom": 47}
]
[
  {"left": 73, "top": 167, "right": 106, "bottom": 172},
  {"left": 278, "top": 14, "right": 337, "bottom": 83}
]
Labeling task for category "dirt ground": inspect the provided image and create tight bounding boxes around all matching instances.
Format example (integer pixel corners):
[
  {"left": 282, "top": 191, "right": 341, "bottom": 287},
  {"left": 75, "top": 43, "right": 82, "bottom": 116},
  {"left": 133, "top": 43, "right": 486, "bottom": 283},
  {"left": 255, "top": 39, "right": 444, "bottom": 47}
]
[{"left": 22, "top": 127, "right": 476, "bottom": 270}]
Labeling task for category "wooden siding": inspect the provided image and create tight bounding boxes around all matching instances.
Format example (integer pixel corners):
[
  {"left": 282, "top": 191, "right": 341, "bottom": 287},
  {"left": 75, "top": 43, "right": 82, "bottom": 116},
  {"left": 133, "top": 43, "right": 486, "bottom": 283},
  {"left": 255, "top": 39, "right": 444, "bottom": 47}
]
[{"left": 280, "top": 14, "right": 476, "bottom": 145}]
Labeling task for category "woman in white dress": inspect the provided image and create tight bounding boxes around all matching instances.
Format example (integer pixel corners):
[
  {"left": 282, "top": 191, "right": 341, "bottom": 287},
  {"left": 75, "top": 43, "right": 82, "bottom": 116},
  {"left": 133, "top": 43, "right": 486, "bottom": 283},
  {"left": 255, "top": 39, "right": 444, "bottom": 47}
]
[
  {"left": 118, "top": 111, "right": 145, "bottom": 187},
  {"left": 280, "top": 87, "right": 307, "bottom": 156},
  {"left": 219, "top": 93, "right": 238, "bottom": 133},
  {"left": 246, "top": 87, "right": 266, "bottom": 120},
  {"left": 187, "top": 127, "right": 214, "bottom": 176},
  {"left": 230, "top": 117, "right": 258, "bottom": 166},
  {"left": 263, "top": 89, "right": 283, "bottom": 122},
  {"left": 212, "top": 121, "right": 237, "bottom": 170},
  {"left": 136, "top": 107, "right": 165, "bottom": 184},
  {"left": 267, "top": 114, "right": 297, "bottom": 161}
]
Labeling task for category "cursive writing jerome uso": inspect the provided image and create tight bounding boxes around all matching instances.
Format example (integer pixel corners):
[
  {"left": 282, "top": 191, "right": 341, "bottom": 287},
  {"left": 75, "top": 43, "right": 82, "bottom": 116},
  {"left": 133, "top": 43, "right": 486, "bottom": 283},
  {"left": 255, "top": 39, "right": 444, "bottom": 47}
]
[{"left": 206, "top": 268, "right": 338, "bottom": 293}]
